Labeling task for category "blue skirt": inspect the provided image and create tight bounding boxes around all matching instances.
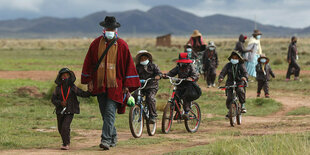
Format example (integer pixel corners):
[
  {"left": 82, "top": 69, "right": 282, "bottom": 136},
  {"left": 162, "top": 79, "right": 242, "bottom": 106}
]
[{"left": 245, "top": 54, "right": 259, "bottom": 77}]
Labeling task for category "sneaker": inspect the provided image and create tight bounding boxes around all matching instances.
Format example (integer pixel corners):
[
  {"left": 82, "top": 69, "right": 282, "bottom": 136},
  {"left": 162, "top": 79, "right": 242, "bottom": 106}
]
[
  {"left": 207, "top": 85, "right": 211, "bottom": 88},
  {"left": 241, "top": 104, "right": 247, "bottom": 113},
  {"left": 61, "top": 145, "right": 69, "bottom": 150},
  {"left": 182, "top": 113, "right": 189, "bottom": 120},
  {"left": 265, "top": 94, "right": 270, "bottom": 98},
  {"left": 99, "top": 142, "right": 110, "bottom": 150},
  {"left": 212, "top": 83, "right": 216, "bottom": 87},
  {"left": 285, "top": 78, "right": 290, "bottom": 82},
  {"left": 110, "top": 143, "right": 116, "bottom": 147},
  {"left": 257, "top": 93, "right": 260, "bottom": 97},
  {"left": 294, "top": 77, "right": 299, "bottom": 81}
]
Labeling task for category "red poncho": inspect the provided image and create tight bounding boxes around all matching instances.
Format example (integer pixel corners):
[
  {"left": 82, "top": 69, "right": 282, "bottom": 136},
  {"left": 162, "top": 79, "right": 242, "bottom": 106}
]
[{"left": 81, "top": 36, "right": 140, "bottom": 104}]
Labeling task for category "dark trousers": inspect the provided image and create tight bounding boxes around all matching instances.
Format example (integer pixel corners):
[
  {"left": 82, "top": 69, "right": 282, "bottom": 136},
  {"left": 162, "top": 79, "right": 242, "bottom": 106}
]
[
  {"left": 205, "top": 67, "right": 216, "bottom": 85},
  {"left": 226, "top": 87, "right": 245, "bottom": 109},
  {"left": 57, "top": 114, "right": 74, "bottom": 146},
  {"left": 176, "top": 87, "right": 191, "bottom": 112},
  {"left": 286, "top": 61, "right": 300, "bottom": 79},
  {"left": 257, "top": 80, "right": 269, "bottom": 95},
  {"left": 133, "top": 88, "right": 158, "bottom": 117}
]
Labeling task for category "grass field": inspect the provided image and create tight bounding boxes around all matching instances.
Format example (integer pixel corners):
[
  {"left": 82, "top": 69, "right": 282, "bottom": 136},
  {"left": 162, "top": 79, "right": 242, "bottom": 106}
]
[{"left": 0, "top": 37, "right": 309, "bottom": 154}]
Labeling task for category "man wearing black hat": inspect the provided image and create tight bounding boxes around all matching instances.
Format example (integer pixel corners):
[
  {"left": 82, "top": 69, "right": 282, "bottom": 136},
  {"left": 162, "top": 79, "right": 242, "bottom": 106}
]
[{"left": 81, "top": 16, "right": 140, "bottom": 150}]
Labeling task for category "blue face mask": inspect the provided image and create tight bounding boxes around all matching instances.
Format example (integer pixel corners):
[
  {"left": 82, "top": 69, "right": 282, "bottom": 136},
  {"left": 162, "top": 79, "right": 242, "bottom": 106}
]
[
  {"left": 209, "top": 47, "right": 215, "bottom": 51},
  {"left": 230, "top": 59, "right": 239, "bottom": 64},
  {"left": 105, "top": 31, "right": 115, "bottom": 40},
  {"left": 260, "top": 58, "right": 266, "bottom": 63},
  {"left": 186, "top": 48, "right": 192, "bottom": 53},
  {"left": 256, "top": 35, "right": 261, "bottom": 40},
  {"left": 140, "top": 59, "right": 149, "bottom": 66}
]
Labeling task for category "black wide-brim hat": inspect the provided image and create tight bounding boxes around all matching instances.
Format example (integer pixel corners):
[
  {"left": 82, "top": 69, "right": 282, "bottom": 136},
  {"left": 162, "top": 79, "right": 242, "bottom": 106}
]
[
  {"left": 99, "top": 16, "right": 121, "bottom": 28},
  {"left": 228, "top": 51, "right": 244, "bottom": 63}
]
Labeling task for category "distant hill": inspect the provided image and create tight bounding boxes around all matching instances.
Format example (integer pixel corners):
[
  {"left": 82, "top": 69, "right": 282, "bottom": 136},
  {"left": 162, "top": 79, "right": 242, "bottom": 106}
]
[{"left": 0, "top": 5, "right": 307, "bottom": 38}]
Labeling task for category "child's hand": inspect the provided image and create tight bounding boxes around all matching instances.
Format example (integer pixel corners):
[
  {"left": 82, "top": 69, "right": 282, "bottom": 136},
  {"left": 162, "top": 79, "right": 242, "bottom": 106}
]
[
  {"left": 241, "top": 77, "right": 247, "bottom": 81},
  {"left": 187, "top": 77, "right": 194, "bottom": 81},
  {"left": 218, "top": 78, "right": 223, "bottom": 83},
  {"left": 123, "top": 87, "right": 129, "bottom": 94},
  {"left": 61, "top": 101, "right": 67, "bottom": 107},
  {"left": 88, "top": 81, "right": 93, "bottom": 92},
  {"left": 155, "top": 75, "right": 161, "bottom": 80}
]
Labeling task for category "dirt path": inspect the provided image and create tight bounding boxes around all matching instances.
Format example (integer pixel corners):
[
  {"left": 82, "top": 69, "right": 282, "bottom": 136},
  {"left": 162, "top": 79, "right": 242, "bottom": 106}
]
[{"left": 1, "top": 71, "right": 310, "bottom": 154}]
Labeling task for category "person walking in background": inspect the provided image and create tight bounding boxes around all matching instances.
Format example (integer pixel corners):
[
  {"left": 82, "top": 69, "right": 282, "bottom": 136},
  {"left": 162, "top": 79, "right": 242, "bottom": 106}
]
[
  {"left": 286, "top": 36, "right": 300, "bottom": 81},
  {"left": 203, "top": 41, "right": 218, "bottom": 88},
  {"left": 186, "top": 30, "right": 206, "bottom": 58},
  {"left": 235, "top": 34, "right": 251, "bottom": 59},
  {"left": 245, "top": 30, "right": 263, "bottom": 78},
  {"left": 256, "top": 55, "right": 275, "bottom": 98},
  {"left": 81, "top": 16, "right": 140, "bottom": 150}
]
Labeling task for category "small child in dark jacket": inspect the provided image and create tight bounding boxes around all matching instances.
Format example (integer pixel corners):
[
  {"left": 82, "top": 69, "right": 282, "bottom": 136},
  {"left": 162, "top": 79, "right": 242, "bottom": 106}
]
[
  {"left": 134, "top": 50, "right": 162, "bottom": 123},
  {"left": 256, "top": 55, "right": 275, "bottom": 98},
  {"left": 51, "top": 68, "right": 91, "bottom": 150},
  {"left": 163, "top": 52, "right": 199, "bottom": 120},
  {"left": 203, "top": 41, "right": 219, "bottom": 88},
  {"left": 218, "top": 52, "right": 248, "bottom": 115}
]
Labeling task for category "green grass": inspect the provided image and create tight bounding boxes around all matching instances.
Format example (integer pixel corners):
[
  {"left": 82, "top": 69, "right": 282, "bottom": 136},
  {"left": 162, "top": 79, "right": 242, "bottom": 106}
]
[
  {"left": 168, "top": 132, "right": 310, "bottom": 155},
  {"left": 286, "top": 106, "right": 310, "bottom": 116}
]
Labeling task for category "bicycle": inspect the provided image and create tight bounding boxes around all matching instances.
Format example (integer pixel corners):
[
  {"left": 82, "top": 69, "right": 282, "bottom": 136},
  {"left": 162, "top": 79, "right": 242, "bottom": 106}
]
[
  {"left": 129, "top": 78, "right": 157, "bottom": 138},
  {"left": 161, "top": 76, "right": 201, "bottom": 133},
  {"left": 218, "top": 81, "right": 247, "bottom": 127}
]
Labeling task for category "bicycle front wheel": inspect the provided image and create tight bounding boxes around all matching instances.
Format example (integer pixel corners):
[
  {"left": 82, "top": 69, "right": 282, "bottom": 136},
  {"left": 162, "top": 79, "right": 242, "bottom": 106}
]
[
  {"left": 162, "top": 102, "right": 174, "bottom": 134},
  {"left": 185, "top": 102, "right": 201, "bottom": 133},
  {"left": 237, "top": 103, "right": 242, "bottom": 125},
  {"left": 229, "top": 102, "right": 237, "bottom": 127},
  {"left": 129, "top": 105, "right": 144, "bottom": 138}
]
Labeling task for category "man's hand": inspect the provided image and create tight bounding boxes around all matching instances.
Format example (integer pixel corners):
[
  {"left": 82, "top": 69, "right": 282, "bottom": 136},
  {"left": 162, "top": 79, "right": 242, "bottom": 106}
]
[
  {"left": 187, "top": 77, "right": 194, "bottom": 81},
  {"left": 123, "top": 87, "right": 129, "bottom": 94},
  {"left": 288, "top": 60, "right": 291, "bottom": 64},
  {"left": 218, "top": 78, "right": 223, "bottom": 83},
  {"left": 61, "top": 101, "right": 67, "bottom": 107},
  {"left": 155, "top": 75, "right": 161, "bottom": 80},
  {"left": 88, "top": 81, "right": 93, "bottom": 92},
  {"left": 241, "top": 77, "right": 247, "bottom": 81}
]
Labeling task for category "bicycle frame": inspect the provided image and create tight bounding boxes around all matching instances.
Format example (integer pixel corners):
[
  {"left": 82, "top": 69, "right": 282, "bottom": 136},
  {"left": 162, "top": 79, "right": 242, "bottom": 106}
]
[{"left": 136, "top": 78, "right": 153, "bottom": 122}]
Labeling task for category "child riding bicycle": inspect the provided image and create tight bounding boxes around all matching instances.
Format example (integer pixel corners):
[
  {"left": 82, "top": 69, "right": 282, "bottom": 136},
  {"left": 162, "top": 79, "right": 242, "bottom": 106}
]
[
  {"left": 134, "top": 50, "right": 162, "bottom": 124},
  {"left": 163, "top": 52, "right": 199, "bottom": 120},
  {"left": 218, "top": 52, "right": 248, "bottom": 117}
]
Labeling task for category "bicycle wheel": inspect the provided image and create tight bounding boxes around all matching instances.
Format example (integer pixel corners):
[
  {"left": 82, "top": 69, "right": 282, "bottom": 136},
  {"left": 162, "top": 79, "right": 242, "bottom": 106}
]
[
  {"left": 129, "top": 105, "right": 143, "bottom": 138},
  {"left": 146, "top": 116, "right": 157, "bottom": 136},
  {"left": 229, "top": 102, "right": 237, "bottom": 127},
  {"left": 237, "top": 103, "right": 242, "bottom": 125},
  {"left": 162, "top": 102, "right": 174, "bottom": 134},
  {"left": 185, "top": 102, "right": 201, "bottom": 133}
]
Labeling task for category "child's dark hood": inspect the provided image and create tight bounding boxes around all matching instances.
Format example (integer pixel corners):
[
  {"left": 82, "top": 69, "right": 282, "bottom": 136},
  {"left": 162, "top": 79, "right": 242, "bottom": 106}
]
[
  {"left": 55, "top": 68, "right": 76, "bottom": 85},
  {"left": 239, "top": 34, "right": 245, "bottom": 42}
]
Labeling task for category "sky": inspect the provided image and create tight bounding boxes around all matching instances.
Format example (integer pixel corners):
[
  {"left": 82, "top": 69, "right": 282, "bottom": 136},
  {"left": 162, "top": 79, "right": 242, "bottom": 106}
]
[{"left": 0, "top": 0, "right": 309, "bottom": 28}]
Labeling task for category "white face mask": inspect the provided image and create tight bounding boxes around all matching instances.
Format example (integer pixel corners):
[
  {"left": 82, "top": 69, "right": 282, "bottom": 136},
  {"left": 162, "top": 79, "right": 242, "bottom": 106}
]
[
  {"left": 186, "top": 48, "right": 192, "bottom": 53},
  {"left": 140, "top": 59, "right": 149, "bottom": 66},
  {"left": 230, "top": 59, "right": 239, "bottom": 64},
  {"left": 105, "top": 31, "right": 115, "bottom": 40},
  {"left": 256, "top": 35, "right": 261, "bottom": 40},
  {"left": 209, "top": 47, "right": 215, "bottom": 51},
  {"left": 260, "top": 58, "right": 266, "bottom": 63}
]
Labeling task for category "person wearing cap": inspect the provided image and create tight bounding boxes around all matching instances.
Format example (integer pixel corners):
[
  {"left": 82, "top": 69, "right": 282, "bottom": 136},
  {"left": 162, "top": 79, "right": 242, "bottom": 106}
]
[
  {"left": 235, "top": 34, "right": 251, "bottom": 58},
  {"left": 52, "top": 68, "right": 91, "bottom": 150},
  {"left": 186, "top": 30, "right": 206, "bottom": 58},
  {"left": 134, "top": 50, "right": 162, "bottom": 123},
  {"left": 81, "top": 16, "right": 140, "bottom": 150},
  {"left": 286, "top": 36, "right": 300, "bottom": 81},
  {"left": 163, "top": 53, "right": 199, "bottom": 120},
  {"left": 256, "top": 55, "right": 275, "bottom": 98},
  {"left": 203, "top": 41, "right": 219, "bottom": 88},
  {"left": 244, "top": 30, "right": 263, "bottom": 78},
  {"left": 218, "top": 52, "right": 248, "bottom": 115}
]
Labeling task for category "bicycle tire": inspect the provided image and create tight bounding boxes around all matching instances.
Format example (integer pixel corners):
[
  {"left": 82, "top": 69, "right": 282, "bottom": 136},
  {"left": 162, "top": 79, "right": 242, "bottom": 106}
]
[
  {"left": 146, "top": 116, "right": 157, "bottom": 136},
  {"left": 162, "top": 102, "right": 174, "bottom": 134},
  {"left": 129, "top": 105, "right": 144, "bottom": 138},
  {"left": 229, "top": 102, "right": 237, "bottom": 127},
  {"left": 185, "top": 102, "right": 201, "bottom": 133}
]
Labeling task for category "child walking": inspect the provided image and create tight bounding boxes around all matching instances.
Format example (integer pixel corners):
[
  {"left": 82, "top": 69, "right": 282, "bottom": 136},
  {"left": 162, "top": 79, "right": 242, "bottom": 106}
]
[
  {"left": 203, "top": 41, "right": 219, "bottom": 88},
  {"left": 134, "top": 50, "right": 162, "bottom": 123},
  {"left": 256, "top": 55, "right": 275, "bottom": 98},
  {"left": 51, "top": 68, "right": 91, "bottom": 150}
]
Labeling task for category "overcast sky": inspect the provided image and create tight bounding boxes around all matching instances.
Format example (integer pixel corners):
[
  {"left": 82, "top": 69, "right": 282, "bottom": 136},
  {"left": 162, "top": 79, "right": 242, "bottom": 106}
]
[{"left": 0, "top": 0, "right": 309, "bottom": 28}]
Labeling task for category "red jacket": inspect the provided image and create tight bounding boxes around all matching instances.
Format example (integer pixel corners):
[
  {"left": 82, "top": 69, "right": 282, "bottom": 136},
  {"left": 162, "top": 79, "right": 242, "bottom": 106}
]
[{"left": 81, "top": 36, "right": 140, "bottom": 105}]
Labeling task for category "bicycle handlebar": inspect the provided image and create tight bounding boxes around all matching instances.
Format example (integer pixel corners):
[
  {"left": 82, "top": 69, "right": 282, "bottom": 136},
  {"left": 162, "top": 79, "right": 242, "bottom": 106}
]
[
  {"left": 164, "top": 76, "right": 190, "bottom": 86},
  {"left": 139, "top": 78, "right": 154, "bottom": 90}
]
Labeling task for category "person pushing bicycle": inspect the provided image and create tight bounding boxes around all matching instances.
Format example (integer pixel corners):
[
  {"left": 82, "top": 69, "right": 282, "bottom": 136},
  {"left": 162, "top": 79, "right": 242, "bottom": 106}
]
[
  {"left": 163, "top": 52, "right": 199, "bottom": 120},
  {"left": 218, "top": 51, "right": 248, "bottom": 117}
]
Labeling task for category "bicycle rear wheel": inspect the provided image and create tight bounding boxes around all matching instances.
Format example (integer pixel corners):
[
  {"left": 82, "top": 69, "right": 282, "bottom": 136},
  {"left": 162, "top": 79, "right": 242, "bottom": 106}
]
[
  {"left": 146, "top": 116, "right": 157, "bottom": 136},
  {"left": 162, "top": 102, "right": 174, "bottom": 134},
  {"left": 129, "top": 105, "right": 144, "bottom": 138},
  {"left": 185, "top": 102, "right": 201, "bottom": 133},
  {"left": 229, "top": 102, "right": 237, "bottom": 127}
]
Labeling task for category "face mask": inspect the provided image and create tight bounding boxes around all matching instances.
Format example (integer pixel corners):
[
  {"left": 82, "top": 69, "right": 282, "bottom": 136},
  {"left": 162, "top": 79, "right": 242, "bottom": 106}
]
[
  {"left": 230, "top": 59, "right": 239, "bottom": 64},
  {"left": 105, "top": 31, "right": 115, "bottom": 40},
  {"left": 186, "top": 48, "right": 192, "bottom": 53},
  {"left": 209, "top": 47, "right": 215, "bottom": 51},
  {"left": 140, "top": 59, "right": 149, "bottom": 66},
  {"left": 260, "top": 58, "right": 266, "bottom": 63},
  {"left": 256, "top": 35, "right": 261, "bottom": 40}
]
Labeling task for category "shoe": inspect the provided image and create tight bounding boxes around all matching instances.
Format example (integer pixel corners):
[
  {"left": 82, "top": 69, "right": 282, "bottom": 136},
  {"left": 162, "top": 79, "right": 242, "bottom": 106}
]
[
  {"left": 265, "top": 94, "right": 270, "bottom": 98},
  {"left": 182, "top": 113, "right": 189, "bottom": 120},
  {"left": 257, "top": 93, "right": 260, "bottom": 97},
  {"left": 294, "top": 77, "right": 299, "bottom": 81},
  {"left": 241, "top": 104, "right": 247, "bottom": 113},
  {"left": 207, "top": 85, "right": 211, "bottom": 88},
  {"left": 285, "top": 78, "right": 290, "bottom": 82},
  {"left": 212, "top": 83, "right": 216, "bottom": 87},
  {"left": 61, "top": 145, "right": 69, "bottom": 150},
  {"left": 99, "top": 143, "right": 110, "bottom": 150},
  {"left": 110, "top": 143, "right": 116, "bottom": 147}
]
